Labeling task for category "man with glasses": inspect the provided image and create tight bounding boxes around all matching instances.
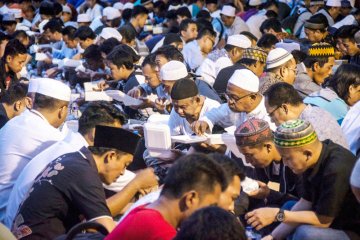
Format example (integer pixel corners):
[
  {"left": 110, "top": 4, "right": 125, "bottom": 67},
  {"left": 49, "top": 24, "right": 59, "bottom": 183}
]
[
  {"left": 191, "top": 69, "right": 276, "bottom": 135},
  {"left": 259, "top": 48, "right": 297, "bottom": 94}
]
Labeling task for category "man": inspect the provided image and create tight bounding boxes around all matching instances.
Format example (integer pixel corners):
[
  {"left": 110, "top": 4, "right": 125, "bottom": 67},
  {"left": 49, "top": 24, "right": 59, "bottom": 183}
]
[
  {"left": 182, "top": 27, "right": 216, "bottom": 71},
  {"left": 11, "top": 126, "right": 147, "bottom": 239},
  {"left": 220, "top": 5, "right": 249, "bottom": 38},
  {"left": 127, "top": 5, "right": 149, "bottom": 37},
  {"left": 77, "top": 13, "right": 92, "bottom": 27},
  {"left": 169, "top": 78, "right": 221, "bottom": 136},
  {"left": 42, "top": 19, "right": 63, "bottom": 49},
  {"left": 214, "top": 46, "right": 267, "bottom": 95},
  {"left": 336, "top": 25, "right": 360, "bottom": 65},
  {"left": 317, "top": 0, "right": 341, "bottom": 26},
  {"left": 197, "top": 34, "right": 251, "bottom": 87},
  {"left": 260, "top": 48, "right": 297, "bottom": 94},
  {"left": 0, "top": 83, "right": 27, "bottom": 129},
  {"left": 235, "top": 119, "right": 302, "bottom": 207},
  {"left": 303, "top": 14, "right": 331, "bottom": 44},
  {"left": 251, "top": 120, "right": 359, "bottom": 240},
  {"left": 105, "top": 153, "right": 228, "bottom": 240},
  {"left": 0, "top": 78, "right": 70, "bottom": 222},
  {"left": 180, "top": 19, "right": 198, "bottom": 43},
  {"left": 74, "top": 26, "right": 96, "bottom": 52},
  {"left": 293, "top": 0, "right": 324, "bottom": 37},
  {"left": 52, "top": 26, "right": 79, "bottom": 60},
  {"left": 264, "top": 82, "right": 349, "bottom": 148},
  {"left": 0, "top": 39, "right": 27, "bottom": 97},
  {"left": 294, "top": 42, "right": 335, "bottom": 97},
  {"left": 5, "top": 102, "right": 158, "bottom": 228},
  {"left": 191, "top": 69, "right": 276, "bottom": 135},
  {"left": 176, "top": 7, "right": 192, "bottom": 25}
]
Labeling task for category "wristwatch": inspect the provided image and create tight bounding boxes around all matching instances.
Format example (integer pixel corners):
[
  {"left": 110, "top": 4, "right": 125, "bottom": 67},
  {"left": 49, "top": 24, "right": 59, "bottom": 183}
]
[{"left": 275, "top": 209, "right": 285, "bottom": 222}]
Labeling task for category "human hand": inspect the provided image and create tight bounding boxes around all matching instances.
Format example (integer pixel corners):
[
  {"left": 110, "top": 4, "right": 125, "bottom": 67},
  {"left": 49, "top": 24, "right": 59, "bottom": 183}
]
[
  {"left": 262, "top": 235, "right": 274, "bottom": 240},
  {"left": 154, "top": 98, "right": 168, "bottom": 112},
  {"left": 245, "top": 207, "right": 279, "bottom": 230},
  {"left": 97, "top": 80, "right": 109, "bottom": 91},
  {"left": 247, "top": 181, "right": 270, "bottom": 199},
  {"left": 132, "top": 168, "right": 158, "bottom": 191},
  {"left": 127, "top": 87, "right": 142, "bottom": 98},
  {"left": 190, "top": 121, "right": 209, "bottom": 135}
]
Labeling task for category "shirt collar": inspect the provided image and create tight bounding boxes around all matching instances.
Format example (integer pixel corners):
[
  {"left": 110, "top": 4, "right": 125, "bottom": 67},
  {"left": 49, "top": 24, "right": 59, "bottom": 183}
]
[
  {"left": 78, "top": 146, "right": 97, "bottom": 169},
  {"left": 29, "top": 109, "right": 51, "bottom": 125},
  {"left": 248, "top": 95, "right": 266, "bottom": 116}
]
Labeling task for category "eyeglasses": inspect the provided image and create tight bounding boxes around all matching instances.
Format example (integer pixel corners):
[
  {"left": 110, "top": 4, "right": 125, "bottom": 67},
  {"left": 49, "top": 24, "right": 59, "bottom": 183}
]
[
  {"left": 224, "top": 93, "right": 252, "bottom": 102},
  {"left": 268, "top": 105, "right": 281, "bottom": 117}
]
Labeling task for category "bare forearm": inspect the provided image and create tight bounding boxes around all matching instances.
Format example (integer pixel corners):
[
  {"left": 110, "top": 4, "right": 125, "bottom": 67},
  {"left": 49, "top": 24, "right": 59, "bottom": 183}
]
[
  {"left": 106, "top": 181, "right": 139, "bottom": 217},
  {"left": 284, "top": 210, "right": 331, "bottom": 227}
]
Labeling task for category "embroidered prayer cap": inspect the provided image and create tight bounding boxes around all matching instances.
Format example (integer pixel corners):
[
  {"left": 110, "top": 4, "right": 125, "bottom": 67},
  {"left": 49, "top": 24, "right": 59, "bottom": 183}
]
[
  {"left": 274, "top": 119, "right": 318, "bottom": 148},
  {"left": 266, "top": 48, "right": 293, "bottom": 69},
  {"left": 171, "top": 78, "right": 199, "bottom": 100},
  {"left": 100, "top": 27, "right": 122, "bottom": 42},
  {"left": 226, "top": 34, "right": 252, "bottom": 49},
  {"left": 77, "top": 14, "right": 91, "bottom": 23},
  {"left": 235, "top": 118, "right": 273, "bottom": 147},
  {"left": 308, "top": 42, "right": 334, "bottom": 58},
  {"left": 221, "top": 5, "right": 236, "bottom": 17},
  {"left": 242, "top": 46, "right": 268, "bottom": 63},
  {"left": 326, "top": 0, "right": 341, "bottom": 7},
  {"left": 35, "top": 78, "right": 71, "bottom": 102},
  {"left": 228, "top": 69, "right": 259, "bottom": 92},
  {"left": 160, "top": 61, "right": 188, "bottom": 81},
  {"left": 94, "top": 125, "right": 141, "bottom": 155}
]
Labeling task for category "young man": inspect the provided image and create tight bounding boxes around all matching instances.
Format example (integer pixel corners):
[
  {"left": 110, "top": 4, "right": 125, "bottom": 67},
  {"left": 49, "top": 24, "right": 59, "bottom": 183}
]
[
  {"left": 105, "top": 153, "right": 228, "bottom": 240},
  {"left": 220, "top": 5, "right": 249, "bottom": 38},
  {"left": 294, "top": 43, "right": 335, "bottom": 97},
  {"left": 179, "top": 18, "right": 198, "bottom": 43},
  {"left": 260, "top": 48, "right": 297, "bottom": 94},
  {"left": 0, "top": 83, "right": 27, "bottom": 129},
  {"left": 127, "top": 5, "right": 149, "bottom": 36},
  {"left": 52, "top": 26, "right": 79, "bottom": 60},
  {"left": 336, "top": 25, "right": 360, "bottom": 65},
  {"left": 0, "top": 39, "right": 27, "bottom": 97},
  {"left": 12, "top": 126, "right": 145, "bottom": 239},
  {"left": 182, "top": 27, "right": 216, "bottom": 71},
  {"left": 42, "top": 19, "right": 63, "bottom": 48},
  {"left": 254, "top": 119, "right": 359, "bottom": 240},
  {"left": 316, "top": 0, "right": 341, "bottom": 26},
  {"left": 74, "top": 26, "right": 96, "bottom": 52},
  {"left": 303, "top": 14, "right": 330, "bottom": 44}
]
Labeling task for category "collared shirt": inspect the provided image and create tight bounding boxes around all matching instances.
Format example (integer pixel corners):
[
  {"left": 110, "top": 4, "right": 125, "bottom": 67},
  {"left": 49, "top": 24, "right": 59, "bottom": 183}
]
[
  {"left": 168, "top": 97, "right": 221, "bottom": 136},
  {"left": 182, "top": 40, "right": 205, "bottom": 71},
  {"left": 12, "top": 147, "right": 111, "bottom": 240},
  {"left": 302, "top": 140, "right": 359, "bottom": 239},
  {"left": 0, "top": 103, "right": 9, "bottom": 129},
  {"left": 86, "top": 3, "right": 103, "bottom": 21},
  {"left": 300, "top": 104, "right": 349, "bottom": 149},
  {"left": 294, "top": 66, "right": 322, "bottom": 98},
  {"left": 341, "top": 100, "right": 360, "bottom": 157},
  {"left": 0, "top": 110, "right": 64, "bottom": 222},
  {"left": 224, "top": 16, "right": 250, "bottom": 38},
  {"left": 201, "top": 96, "right": 277, "bottom": 133},
  {"left": 259, "top": 72, "right": 284, "bottom": 94}
]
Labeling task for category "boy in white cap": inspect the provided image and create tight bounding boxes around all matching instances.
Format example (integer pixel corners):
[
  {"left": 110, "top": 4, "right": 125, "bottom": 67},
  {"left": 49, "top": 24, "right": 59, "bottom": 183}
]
[
  {"left": 0, "top": 78, "right": 71, "bottom": 222},
  {"left": 220, "top": 4, "right": 249, "bottom": 38},
  {"left": 191, "top": 69, "right": 276, "bottom": 135}
]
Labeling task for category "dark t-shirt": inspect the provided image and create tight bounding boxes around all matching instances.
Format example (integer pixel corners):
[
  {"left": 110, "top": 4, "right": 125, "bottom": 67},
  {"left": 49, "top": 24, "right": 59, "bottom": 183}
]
[
  {"left": 12, "top": 147, "right": 111, "bottom": 240},
  {"left": 302, "top": 140, "right": 360, "bottom": 239},
  {"left": 0, "top": 104, "right": 9, "bottom": 129},
  {"left": 213, "top": 63, "right": 246, "bottom": 95}
]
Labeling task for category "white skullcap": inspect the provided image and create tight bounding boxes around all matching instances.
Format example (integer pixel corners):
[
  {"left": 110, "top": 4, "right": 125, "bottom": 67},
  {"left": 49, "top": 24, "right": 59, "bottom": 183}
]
[
  {"left": 28, "top": 78, "right": 45, "bottom": 93},
  {"left": 100, "top": 27, "right": 122, "bottom": 42},
  {"left": 38, "top": 19, "right": 49, "bottom": 33},
  {"left": 221, "top": 5, "right": 236, "bottom": 17},
  {"left": 123, "top": 2, "right": 134, "bottom": 10},
  {"left": 113, "top": 2, "right": 124, "bottom": 10},
  {"left": 62, "top": 5, "right": 72, "bottom": 14},
  {"left": 160, "top": 61, "right": 188, "bottom": 81},
  {"left": 275, "top": 42, "right": 300, "bottom": 53},
  {"left": 103, "top": 7, "right": 121, "bottom": 20},
  {"left": 249, "top": 0, "right": 262, "bottom": 6},
  {"left": 226, "top": 34, "right": 252, "bottom": 49},
  {"left": 228, "top": 69, "right": 259, "bottom": 92},
  {"left": 35, "top": 78, "right": 71, "bottom": 101},
  {"left": 266, "top": 48, "right": 293, "bottom": 69},
  {"left": 77, "top": 13, "right": 91, "bottom": 23},
  {"left": 326, "top": 0, "right": 341, "bottom": 7},
  {"left": 9, "top": 8, "right": 22, "bottom": 19}
]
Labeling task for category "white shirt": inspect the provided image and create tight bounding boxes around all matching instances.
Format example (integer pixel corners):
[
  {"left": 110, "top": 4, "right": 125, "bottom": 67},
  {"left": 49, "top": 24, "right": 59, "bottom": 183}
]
[
  {"left": 332, "top": 15, "right": 357, "bottom": 29},
  {"left": 225, "top": 17, "right": 250, "bottom": 37},
  {"left": 86, "top": 4, "right": 103, "bottom": 21},
  {"left": 89, "top": 16, "right": 103, "bottom": 31},
  {"left": 341, "top": 101, "right": 360, "bottom": 157},
  {"left": 168, "top": 97, "right": 221, "bottom": 136},
  {"left": 196, "top": 57, "right": 233, "bottom": 87},
  {"left": 182, "top": 40, "right": 204, "bottom": 70},
  {"left": 201, "top": 96, "right": 277, "bottom": 133},
  {"left": 0, "top": 110, "right": 64, "bottom": 222},
  {"left": 246, "top": 10, "right": 267, "bottom": 39}
]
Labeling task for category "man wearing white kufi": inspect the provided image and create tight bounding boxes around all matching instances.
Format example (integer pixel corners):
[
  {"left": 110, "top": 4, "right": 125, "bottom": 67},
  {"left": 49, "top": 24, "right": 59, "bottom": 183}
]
[
  {"left": 0, "top": 78, "right": 70, "bottom": 222},
  {"left": 191, "top": 69, "right": 276, "bottom": 135}
]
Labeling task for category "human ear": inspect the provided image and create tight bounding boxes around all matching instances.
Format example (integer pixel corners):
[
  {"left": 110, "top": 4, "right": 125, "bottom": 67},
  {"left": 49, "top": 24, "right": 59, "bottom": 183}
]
[{"left": 180, "top": 191, "right": 199, "bottom": 211}]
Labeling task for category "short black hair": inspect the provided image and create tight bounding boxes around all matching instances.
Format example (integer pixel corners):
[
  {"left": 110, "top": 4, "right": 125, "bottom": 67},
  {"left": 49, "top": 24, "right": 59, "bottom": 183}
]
[
  {"left": 335, "top": 25, "right": 360, "bottom": 42},
  {"left": 176, "top": 6, "right": 192, "bottom": 19},
  {"left": 53, "top": 2, "right": 63, "bottom": 16},
  {"left": 39, "top": 1, "right": 55, "bottom": 16},
  {"left": 33, "top": 93, "right": 69, "bottom": 110},
  {"left": 141, "top": 53, "right": 157, "bottom": 69},
  {"left": 131, "top": 5, "right": 149, "bottom": 18},
  {"left": 155, "top": 45, "right": 184, "bottom": 62},
  {"left": 122, "top": 8, "right": 133, "bottom": 22},
  {"left": 179, "top": 18, "right": 197, "bottom": 33},
  {"left": 3, "top": 39, "right": 27, "bottom": 59},
  {"left": 264, "top": 82, "right": 303, "bottom": 107},
  {"left": 62, "top": 26, "right": 77, "bottom": 40},
  {"left": 166, "top": 9, "right": 178, "bottom": 20},
  {"left": 196, "top": 26, "right": 216, "bottom": 40},
  {"left": 107, "top": 49, "right": 134, "bottom": 70},
  {"left": 260, "top": 18, "right": 282, "bottom": 34},
  {"left": 99, "top": 38, "right": 120, "bottom": 55},
  {"left": 83, "top": 44, "right": 101, "bottom": 60},
  {"left": 209, "top": 153, "right": 245, "bottom": 181},
  {"left": 12, "top": 30, "right": 29, "bottom": 41},
  {"left": 303, "top": 55, "right": 329, "bottom": 69},
  {"left": 325, "top": 63, "right": 360, "bottom": 103},
  {"left": 118, "top": 24, "right": 137, "bottom": 43},
  {"left": 78, "top": 101, "right": 127, "bottom": 135},
  {"left": 196, "top": 10, "right": 211, "bottom": 20},
  {"left": 163, "top": 33, "right": 182, "bottom": 45},
  {"left": 257, "top": 33, "right": 279, "bottom": 50},
  {"left": 240, "top": 31, "right": 258, "bottom": 42},
  {"left": 238, "top": 58, "right": 257, "bottom": 66},
  {"left": 0, "top": 82, "right": 27, "bottom": 104},
  {"left": 43, "top": 18, "right": 63, "bottom": 33},
  {"left": 74, "top": 26, "right": 96, "bottom": 40},
  {"left": 265, "top": 10, "right": 278, "bottom": 18},
  {"left": 113, "top": 44, "right": 140, "bottom": 63},
  {"left": 161, "top": 153, "right": 228, "bottom": 199},
  {"left": 174, "top": 206, "right": 246, "bottom": 240},
  {"left": 263, "top": 0, "right": 278, "bottom": 10},
  {"left": 0, "top": 32, "right": 10, "bottom": 44}
]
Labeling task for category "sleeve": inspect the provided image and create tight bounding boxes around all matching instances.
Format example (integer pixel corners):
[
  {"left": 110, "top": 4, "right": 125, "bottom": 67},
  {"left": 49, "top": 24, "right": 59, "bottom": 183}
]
[
  {"left": 168, "top": 109, "right": 182, "bottom": 136},
  {"left": 138, "top": 83, "right": 151, "bottom": 96},
  {"left": 52, "top": 49, "right": 64, "bottom": 59},
  {"left": 124, "top": 77, "right": 140, "bottom": 94},
  {"left": 68, "top": 165, "right": 111, "bottom": 220},
  {"left": 200, "top": 103, "right": 235, "bottom": 131}
]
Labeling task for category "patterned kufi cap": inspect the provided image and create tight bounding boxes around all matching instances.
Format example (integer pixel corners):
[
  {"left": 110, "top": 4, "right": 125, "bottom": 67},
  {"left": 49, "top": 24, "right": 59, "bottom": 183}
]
[
  {"left": 235, "top": 118, "right": 273, "bottom": 146},
  {"left": 242, "top": 46, "right": 268, "bottom": 63},
  {"left": 274, "top": 119, "right": 318, "bottom": 148},
  {"left": 308, "top": 42, "right": 334, "bottom": 58}
]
